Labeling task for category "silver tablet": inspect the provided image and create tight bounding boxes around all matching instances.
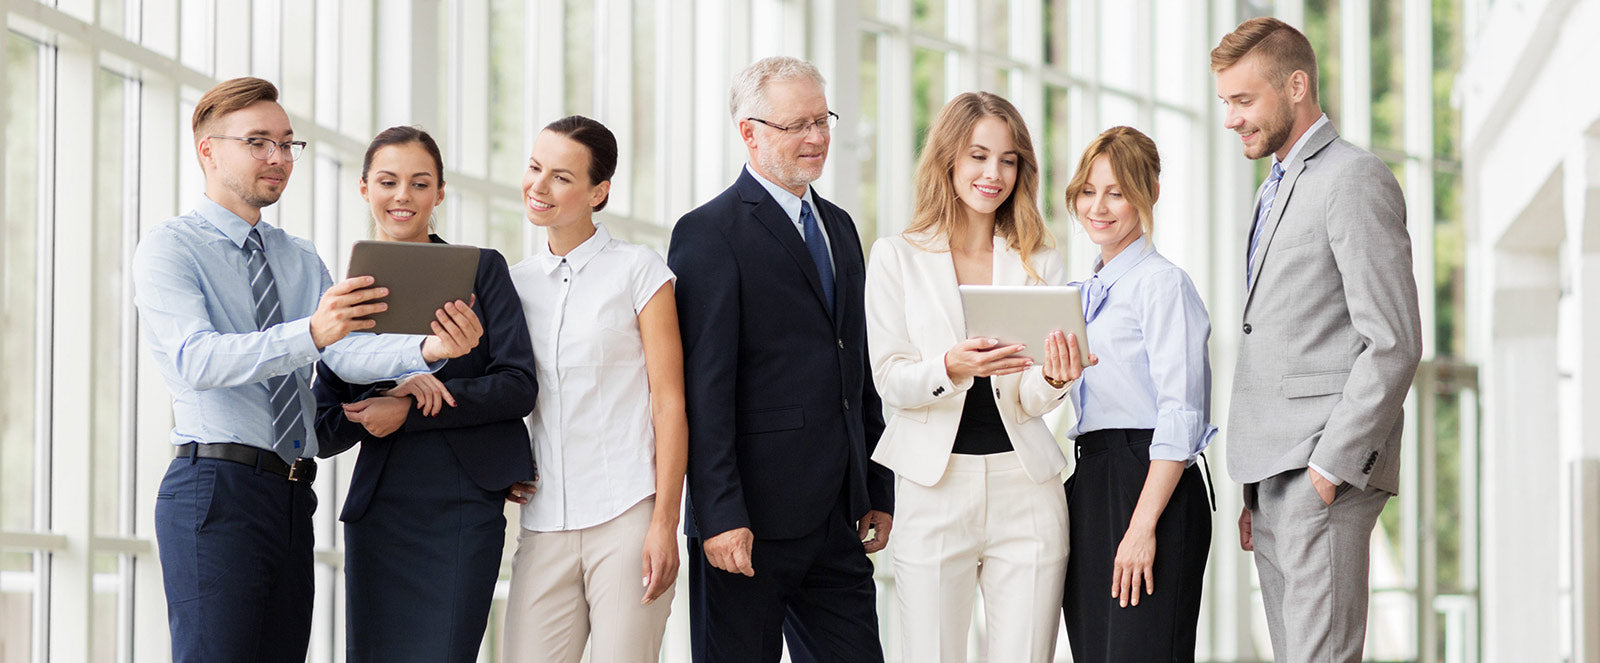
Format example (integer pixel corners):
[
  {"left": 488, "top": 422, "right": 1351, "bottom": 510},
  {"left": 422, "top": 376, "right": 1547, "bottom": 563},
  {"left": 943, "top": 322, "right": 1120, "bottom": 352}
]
[
  {"left": 958, "top": 284, "right": 1090, "bottom": 362},
  {"left": 346, "top": 240, "right": 479, "bottom": 335}
]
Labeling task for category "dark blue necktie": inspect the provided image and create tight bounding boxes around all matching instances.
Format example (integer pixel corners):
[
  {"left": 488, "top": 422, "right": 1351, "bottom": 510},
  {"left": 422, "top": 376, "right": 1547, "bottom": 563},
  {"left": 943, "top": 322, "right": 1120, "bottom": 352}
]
[{"left": 800, "top": 201, "right": 835, "bottom": 315}]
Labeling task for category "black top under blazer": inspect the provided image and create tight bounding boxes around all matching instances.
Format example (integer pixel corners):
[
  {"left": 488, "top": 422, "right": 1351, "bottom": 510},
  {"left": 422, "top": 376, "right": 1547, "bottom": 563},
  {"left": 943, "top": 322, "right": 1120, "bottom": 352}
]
[
  {"left": 668, "top": 169, "right": 893, "bottom": 541},
  {"left": 313, "top": 242, "right": 538, "bottom": 522}
]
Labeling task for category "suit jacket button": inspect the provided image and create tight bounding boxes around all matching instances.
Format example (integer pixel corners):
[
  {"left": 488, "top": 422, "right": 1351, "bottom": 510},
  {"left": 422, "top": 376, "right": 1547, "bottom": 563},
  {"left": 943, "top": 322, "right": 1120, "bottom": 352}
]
[
  {"left": 837, "top": 338, "right": 844, "bottom": 349},
  {"left": 1243, "top": 323, "right": 1253, "bottom": 334},
  {"left": 843, "top": 399, "right": 851, "bottom": 411}
]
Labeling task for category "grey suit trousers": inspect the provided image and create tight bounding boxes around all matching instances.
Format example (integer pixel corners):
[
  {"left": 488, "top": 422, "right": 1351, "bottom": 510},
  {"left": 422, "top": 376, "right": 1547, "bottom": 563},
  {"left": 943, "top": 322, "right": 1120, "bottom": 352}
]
[{"left": 1247, "top": 471, "right": 1390, "bottom": 663}]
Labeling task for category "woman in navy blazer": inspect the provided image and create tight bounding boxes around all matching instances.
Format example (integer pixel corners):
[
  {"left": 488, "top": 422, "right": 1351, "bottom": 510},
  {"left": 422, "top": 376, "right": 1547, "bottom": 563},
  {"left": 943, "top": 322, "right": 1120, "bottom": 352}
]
[{"left": 312, "top": 126, "right": 537, "bottom": 662}]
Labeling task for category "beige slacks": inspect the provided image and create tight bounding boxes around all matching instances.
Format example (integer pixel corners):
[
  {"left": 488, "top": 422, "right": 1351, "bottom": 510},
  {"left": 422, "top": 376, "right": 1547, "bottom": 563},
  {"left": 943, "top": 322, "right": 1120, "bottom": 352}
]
[
  {"left": 891, "top": 452, "right": 1069, "bottom": 663},
  {"left": 503, "top": 498, "right": 673, "bottom": 663}
]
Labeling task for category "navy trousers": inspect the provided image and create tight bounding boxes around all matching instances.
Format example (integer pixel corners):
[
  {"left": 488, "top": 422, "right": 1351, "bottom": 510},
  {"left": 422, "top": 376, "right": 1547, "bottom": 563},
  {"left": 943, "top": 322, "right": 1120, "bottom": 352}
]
[
  {"left": 688, "top": 499, "right": 884, "bottom": 663},
  {"left": 344, "top": 436, "right": 505, "bottom": 662},
  {"left": 155, "top": 455, "right": 317, "bottom": 663}
]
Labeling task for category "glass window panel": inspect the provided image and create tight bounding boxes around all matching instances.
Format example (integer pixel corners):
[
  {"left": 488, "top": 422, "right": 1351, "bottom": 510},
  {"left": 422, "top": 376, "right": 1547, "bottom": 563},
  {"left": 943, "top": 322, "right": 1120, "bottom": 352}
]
[
  {"left": 1305, "top": 0, "right": 1342, "bottom": 129},
  {"left": 912, "top": 0, "right": 945, "bottom": 35},
  {"left": 100, "top": 0, "right": 126, "bottom": 36},
  {"left": 1098, "top": 0, "right": 1137, "bottom": 91},
  {"left": 563, "top": 0, "right": 594, "bottom": 117},
  {"left": 1042, "top": 85, "right": 1073, "bottom": 227},
  {"left": 1434, "top": 168, "right": 1464, "bottom": 356},
  {"left": 1044, "top": 0, "right": 1069, "bottom": 67},
  {"left": 1153, "top": 0, "right": 1194, "bottom": 106},
  {"left": 911, "top": 47, "right": 947, "bottom": 164},
  {"left": 1371, "top": 0, "right": 1405, "bottom": 152},
  {"left": 90, "top": 553, "right": 124, "bottom": 662},
  {"left": 0, "top": 552, "right": 34, "bottom": 659},
  {"left": 859, "top": 0, "right": 877, "bottom": 20},
  {"left": 1366, "top": 586, "right": 1418, "bottom": 660},
  {"left": 1098, "top": 93, "right": 1140, "bottom": 131},
  {"left": 93, "top": 70, "right": 128, "bottom": 537},
  {"left": 489, "top": 204, "right": 526, "bottom": 265},
  {"left": 141, "top": 0, "right": 178, "bottom": 58},
  {"left": 281, "top": 0, "right": 316, "bottom": 119},
  {"left": 2, "top": 35, "right": 40, "bottom": 533},
  {"left": 179, "top": 0, "right": 213, "bottom": 75},
  {"left": 631, "top": 0, "right": 656, "bottom": 220},
  {"left": 488, "top": 0, "right": 526, "bottom": 187},
  {"left": 857, "top": 32, "right": 880, "bottom": 238},
  {"left": 977, "top": 66, "right": 1009, "bottom": 97},
  {"left": 976, "top": 0, "right": 1009, "bottom": 56},
  {"left": 1153, "top": 109, "right": 1195, "bottom": 264}
]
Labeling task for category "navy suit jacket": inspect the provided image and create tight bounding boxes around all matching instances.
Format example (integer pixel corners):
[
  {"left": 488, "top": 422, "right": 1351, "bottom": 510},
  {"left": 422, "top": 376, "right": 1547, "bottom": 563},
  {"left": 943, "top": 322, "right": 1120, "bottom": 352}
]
[
  {"left": 313, "top": 244, "right": 537, "bottom": 522},
  {"left": 668, "top": 169, "right": 892, "bottom": 541}
]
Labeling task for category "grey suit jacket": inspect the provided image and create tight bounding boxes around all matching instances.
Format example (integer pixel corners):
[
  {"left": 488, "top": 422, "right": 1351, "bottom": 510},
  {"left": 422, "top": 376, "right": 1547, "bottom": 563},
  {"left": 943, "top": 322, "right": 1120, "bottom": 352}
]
[{"left": 1227, "top": 122, "right": 1422, "bottom": 495}]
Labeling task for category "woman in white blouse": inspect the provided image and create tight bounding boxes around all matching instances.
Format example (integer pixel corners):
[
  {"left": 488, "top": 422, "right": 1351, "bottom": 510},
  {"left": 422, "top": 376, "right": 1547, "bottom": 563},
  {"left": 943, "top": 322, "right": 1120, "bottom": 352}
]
[
  {"left": 865, "top": 92, "right": 1090, "bottom": 663},
  {"left": 501, "top": 116, "right": 687, "bottom": 663},
  {"left": 1059, "top": 126, "right": 1214, "bottom": 663}
]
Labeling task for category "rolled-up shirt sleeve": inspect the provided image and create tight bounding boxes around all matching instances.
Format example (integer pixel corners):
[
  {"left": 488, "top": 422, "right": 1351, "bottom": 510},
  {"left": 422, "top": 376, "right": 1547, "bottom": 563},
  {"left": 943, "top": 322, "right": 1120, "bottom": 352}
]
[{"left": 1140, "top": 268, "right": 1218, "bottom": 463}]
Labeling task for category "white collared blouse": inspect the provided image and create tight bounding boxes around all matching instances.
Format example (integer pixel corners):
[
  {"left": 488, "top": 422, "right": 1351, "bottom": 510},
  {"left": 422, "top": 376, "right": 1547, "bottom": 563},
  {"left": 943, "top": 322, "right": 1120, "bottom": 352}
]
[{"left": 508, "top": 223, "right": 676, "bottom": 532}]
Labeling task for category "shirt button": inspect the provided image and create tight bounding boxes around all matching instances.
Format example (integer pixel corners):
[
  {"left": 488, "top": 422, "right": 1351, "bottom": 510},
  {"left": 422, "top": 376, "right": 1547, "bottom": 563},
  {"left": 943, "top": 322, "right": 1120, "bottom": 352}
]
[{"left": 1243, "top": 323, "right": 1253, "bottom": 334}]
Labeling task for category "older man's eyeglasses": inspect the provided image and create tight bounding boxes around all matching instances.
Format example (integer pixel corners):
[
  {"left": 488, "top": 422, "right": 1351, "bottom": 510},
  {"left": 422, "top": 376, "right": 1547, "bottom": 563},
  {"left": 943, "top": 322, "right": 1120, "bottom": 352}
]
[
  {"left": 210, "top": 135, "right": 308, "bottom": 161},
  {"left": 746, "top": 112, "right": 839, "bottom": 137}
]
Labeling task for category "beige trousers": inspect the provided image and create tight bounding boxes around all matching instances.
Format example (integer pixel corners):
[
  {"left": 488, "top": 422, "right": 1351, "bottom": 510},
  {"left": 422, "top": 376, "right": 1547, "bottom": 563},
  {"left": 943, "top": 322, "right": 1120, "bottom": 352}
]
[
  {"left": 890, "top": 452, "right": 1069, "bottom": 663},
  {"left": 502, "top": 498, "right": 673, "bottom": 663}
]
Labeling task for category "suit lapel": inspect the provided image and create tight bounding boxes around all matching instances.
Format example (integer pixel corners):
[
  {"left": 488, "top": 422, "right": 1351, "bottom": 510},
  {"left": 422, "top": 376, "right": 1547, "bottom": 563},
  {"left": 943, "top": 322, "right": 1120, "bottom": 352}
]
[
  {"left": 738, "top": 172, "right": 834, "bottom": 319},
  {"left": 1244, "top": 123, "right": 1340, "bottom": 307}
]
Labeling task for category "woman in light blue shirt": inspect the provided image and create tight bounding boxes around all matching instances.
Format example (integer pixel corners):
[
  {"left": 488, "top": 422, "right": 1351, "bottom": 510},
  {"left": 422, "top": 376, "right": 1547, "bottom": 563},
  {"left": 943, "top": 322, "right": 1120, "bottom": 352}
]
[{"left": 1060, "top": 126, "right": 1214, "bottom": 663}]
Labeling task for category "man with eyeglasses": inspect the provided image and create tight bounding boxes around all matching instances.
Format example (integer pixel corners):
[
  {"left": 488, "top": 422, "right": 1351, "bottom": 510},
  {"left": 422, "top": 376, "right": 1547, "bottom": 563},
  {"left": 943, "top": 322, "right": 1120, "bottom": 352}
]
[
  {"left": 132, "top": 77, "right": 484, "bottom": 662},
  {"left": 668, "top": 56, "right": 893, "bottom": 663}
]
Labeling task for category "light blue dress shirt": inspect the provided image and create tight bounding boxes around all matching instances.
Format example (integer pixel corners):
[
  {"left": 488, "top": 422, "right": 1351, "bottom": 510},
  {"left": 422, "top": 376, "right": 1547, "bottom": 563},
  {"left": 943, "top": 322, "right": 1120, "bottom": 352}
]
[
  {"left": 1068, "top": 236, "right": 1218, "bottom": 463},
  {"left": 132, "top": 196, "right": 437, "bottom": 457}
]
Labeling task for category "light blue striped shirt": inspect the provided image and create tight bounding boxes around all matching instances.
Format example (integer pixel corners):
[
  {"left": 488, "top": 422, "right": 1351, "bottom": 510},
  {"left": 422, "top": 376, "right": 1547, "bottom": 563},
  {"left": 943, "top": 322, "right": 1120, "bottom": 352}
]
[
  {"left": 133, "top": 196, "right": 437, "bottom": 457},
  {"left": 1068, "top": 236, "right": 1218, "bottom": 463}
]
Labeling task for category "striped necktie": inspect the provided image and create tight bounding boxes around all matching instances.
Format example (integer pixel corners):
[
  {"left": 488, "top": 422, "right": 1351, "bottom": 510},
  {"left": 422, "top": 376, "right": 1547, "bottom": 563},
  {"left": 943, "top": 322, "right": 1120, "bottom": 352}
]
[
  {"left": 1245, "top": 161, "right": 1286, "bottom": 288},
  {"left": 245, "top": 228, "right": 307, "bottom": 464}
]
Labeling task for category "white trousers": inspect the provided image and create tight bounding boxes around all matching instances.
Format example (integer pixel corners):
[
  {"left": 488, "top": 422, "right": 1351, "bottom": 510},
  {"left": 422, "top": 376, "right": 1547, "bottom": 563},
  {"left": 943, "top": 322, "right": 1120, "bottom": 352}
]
[
  {"left": 502, "top": 498, "right": 673, "bottom": 663},
  {"left": 890, "top": 452, "right": 1069, "bottom": 663}
]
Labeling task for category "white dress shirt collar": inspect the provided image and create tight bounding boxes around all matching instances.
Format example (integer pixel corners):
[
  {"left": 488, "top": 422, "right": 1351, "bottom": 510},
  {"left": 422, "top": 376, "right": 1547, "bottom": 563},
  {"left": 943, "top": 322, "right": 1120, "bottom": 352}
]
[
  {"left": 1274, "top": 113, "right": 1330, "bottom": 170},
  {"left": 744, "top": 163, "right": 817, "bottom": 225},
  {"left": 533, "top": 222, "right": 613, "bottom": 275}
]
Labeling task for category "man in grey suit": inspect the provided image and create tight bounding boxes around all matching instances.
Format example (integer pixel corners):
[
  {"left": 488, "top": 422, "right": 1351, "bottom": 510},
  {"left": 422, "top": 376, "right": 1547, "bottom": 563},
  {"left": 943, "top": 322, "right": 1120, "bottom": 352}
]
[{"left": 1212, "top": 17, "right": 1423, "bottom": 662}]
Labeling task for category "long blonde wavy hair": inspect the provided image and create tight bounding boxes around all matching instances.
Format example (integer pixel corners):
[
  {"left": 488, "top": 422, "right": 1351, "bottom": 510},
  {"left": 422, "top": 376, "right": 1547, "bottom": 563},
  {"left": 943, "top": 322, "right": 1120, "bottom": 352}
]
[{"left": 904, "top": 92, "right": 1053, "bottom": 282}]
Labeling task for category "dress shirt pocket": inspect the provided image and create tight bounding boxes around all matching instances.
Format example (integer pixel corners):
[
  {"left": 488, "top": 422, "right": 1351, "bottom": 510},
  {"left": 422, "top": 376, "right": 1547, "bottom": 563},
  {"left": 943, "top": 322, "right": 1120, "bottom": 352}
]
[
  {"left": 1280, "top": 369, "right": 1351, "bottom": 399},
  {"left": 596, "top": 304, "right": 643, "bottom": 365},
  {"left": 736, "top": 405, "right": 805, "bottom": 435}
]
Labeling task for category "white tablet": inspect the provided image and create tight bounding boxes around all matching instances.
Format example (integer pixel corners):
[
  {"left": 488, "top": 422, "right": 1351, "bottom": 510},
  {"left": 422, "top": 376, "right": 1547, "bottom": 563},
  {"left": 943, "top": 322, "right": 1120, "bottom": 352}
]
[{"left": 958, "top": 284, "right": 1090, "bottom": 363}]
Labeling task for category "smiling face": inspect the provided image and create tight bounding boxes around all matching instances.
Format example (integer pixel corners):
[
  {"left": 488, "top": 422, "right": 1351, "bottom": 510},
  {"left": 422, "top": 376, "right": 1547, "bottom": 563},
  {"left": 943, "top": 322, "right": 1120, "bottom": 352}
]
[
  {"left": 361, "top": 142, "right": 445, "bottom": 243},
  {"left": 1215, "top": 54, "right": 1297, "bottom": 161},
  {"left": 203, "top": 100, "right": 294, "bottom": 215},
  {"left": 522, "top": 129, "right": 609, "bottom": 231},
  {"left": 742, "top": 78, "right": 831, "bottom": 196},
  {"left": 951, "top": 116, "right": 1019, "bottom": 224},
  {"left": 1075, "top": 155, "right": 1144, "bottom": 262}
]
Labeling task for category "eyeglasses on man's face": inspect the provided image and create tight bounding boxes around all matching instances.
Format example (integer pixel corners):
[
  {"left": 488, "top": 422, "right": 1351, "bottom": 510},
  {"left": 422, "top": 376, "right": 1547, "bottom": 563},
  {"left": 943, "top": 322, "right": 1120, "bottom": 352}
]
[
  {"left": 210, "top": 135, "right": 308, "bottom": 161},
  {"left": 746, "top": 111, "right": 840, "bottom": 137}
]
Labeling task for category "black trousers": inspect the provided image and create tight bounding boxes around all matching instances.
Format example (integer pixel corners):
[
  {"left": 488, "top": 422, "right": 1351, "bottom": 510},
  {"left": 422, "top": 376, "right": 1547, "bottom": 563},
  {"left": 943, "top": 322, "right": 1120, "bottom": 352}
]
[
  {"left": 687, "top": 498, "right": 884, "bottom": 663},
  {"left": 1063, "top": 428, "right": 1211, "bottom": 663}
]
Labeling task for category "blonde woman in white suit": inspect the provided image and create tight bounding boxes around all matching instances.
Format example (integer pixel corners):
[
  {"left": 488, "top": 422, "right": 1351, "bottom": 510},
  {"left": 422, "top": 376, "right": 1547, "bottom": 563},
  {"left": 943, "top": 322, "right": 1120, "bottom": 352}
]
[{"left": 865, "top": 91, "right": 1092, "bottom": 663}]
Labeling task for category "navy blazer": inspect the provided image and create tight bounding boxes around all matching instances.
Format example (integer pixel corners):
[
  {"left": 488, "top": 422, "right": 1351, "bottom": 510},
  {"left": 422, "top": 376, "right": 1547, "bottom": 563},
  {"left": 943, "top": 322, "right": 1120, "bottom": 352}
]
[
  {"left": 668, "top": 169, "right": 892, "bottom": 541},
  {"left": 313, "top": 243, "right": 538, "bottom": 522}
]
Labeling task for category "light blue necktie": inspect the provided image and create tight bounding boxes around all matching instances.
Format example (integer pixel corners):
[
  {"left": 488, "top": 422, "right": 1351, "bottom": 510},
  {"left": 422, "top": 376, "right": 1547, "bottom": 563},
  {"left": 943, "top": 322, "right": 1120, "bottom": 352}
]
[
  {"left": 1245, "top": 161, "right": 1286, "bottom": 288},
  {"left": 245, "top": 229, "right": 307, "bottom": 464},
  {"left": 800, "top": 201, "right": 835, "bottom": 316}
]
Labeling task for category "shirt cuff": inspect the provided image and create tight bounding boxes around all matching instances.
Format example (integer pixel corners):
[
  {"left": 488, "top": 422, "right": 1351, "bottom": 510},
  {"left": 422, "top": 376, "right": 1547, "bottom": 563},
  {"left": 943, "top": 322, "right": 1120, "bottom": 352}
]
[
  {"left": 283, "top": 317, "right": 321, "bottom": 364},
  {"left": 1308, "top": 461, "right": 1344, "bottom": 486}
]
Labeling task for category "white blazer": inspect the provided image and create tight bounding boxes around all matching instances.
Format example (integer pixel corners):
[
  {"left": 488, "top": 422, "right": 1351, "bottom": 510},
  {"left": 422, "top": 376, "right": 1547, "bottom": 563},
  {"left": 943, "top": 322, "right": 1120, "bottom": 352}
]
[{"left": 865, "top": 231, "right": 1073, "bottom": 488}]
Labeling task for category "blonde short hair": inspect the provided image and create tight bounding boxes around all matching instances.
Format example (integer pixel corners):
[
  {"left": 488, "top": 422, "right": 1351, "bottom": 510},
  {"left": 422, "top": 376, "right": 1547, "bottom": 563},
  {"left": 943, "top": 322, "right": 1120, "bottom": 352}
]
[
  {"left": 192, "top": 77, "right": 280, "bottom": 139},
  {"left": 1211, "top": 17, "right": 1319, "bottom": 103},
  {"left": 1065, "top": 126, "right": 1160, "bottom": 237}
]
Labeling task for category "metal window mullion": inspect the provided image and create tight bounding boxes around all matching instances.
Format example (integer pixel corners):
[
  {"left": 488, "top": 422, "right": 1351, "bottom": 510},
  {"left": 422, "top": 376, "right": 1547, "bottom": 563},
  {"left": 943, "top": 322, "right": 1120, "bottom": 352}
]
[
  {"left": 115, "top": 72, "right": 142, "bottom": 663},
  {"left": 32, "top": 37, "right": 60, "bottom": 663}
]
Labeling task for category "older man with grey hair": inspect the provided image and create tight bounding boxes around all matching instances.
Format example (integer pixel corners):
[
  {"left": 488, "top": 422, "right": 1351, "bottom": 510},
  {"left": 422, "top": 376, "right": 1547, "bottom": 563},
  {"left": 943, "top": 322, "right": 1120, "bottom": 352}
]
[{"left": 668, "top": 55, "right": 894, "bottom": 663}]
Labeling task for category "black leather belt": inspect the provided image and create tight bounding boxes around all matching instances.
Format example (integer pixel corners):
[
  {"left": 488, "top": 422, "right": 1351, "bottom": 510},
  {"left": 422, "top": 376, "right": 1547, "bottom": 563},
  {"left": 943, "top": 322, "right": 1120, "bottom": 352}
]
[{"left": 175, "top": 442, "right": 317, "bottom": 483}]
